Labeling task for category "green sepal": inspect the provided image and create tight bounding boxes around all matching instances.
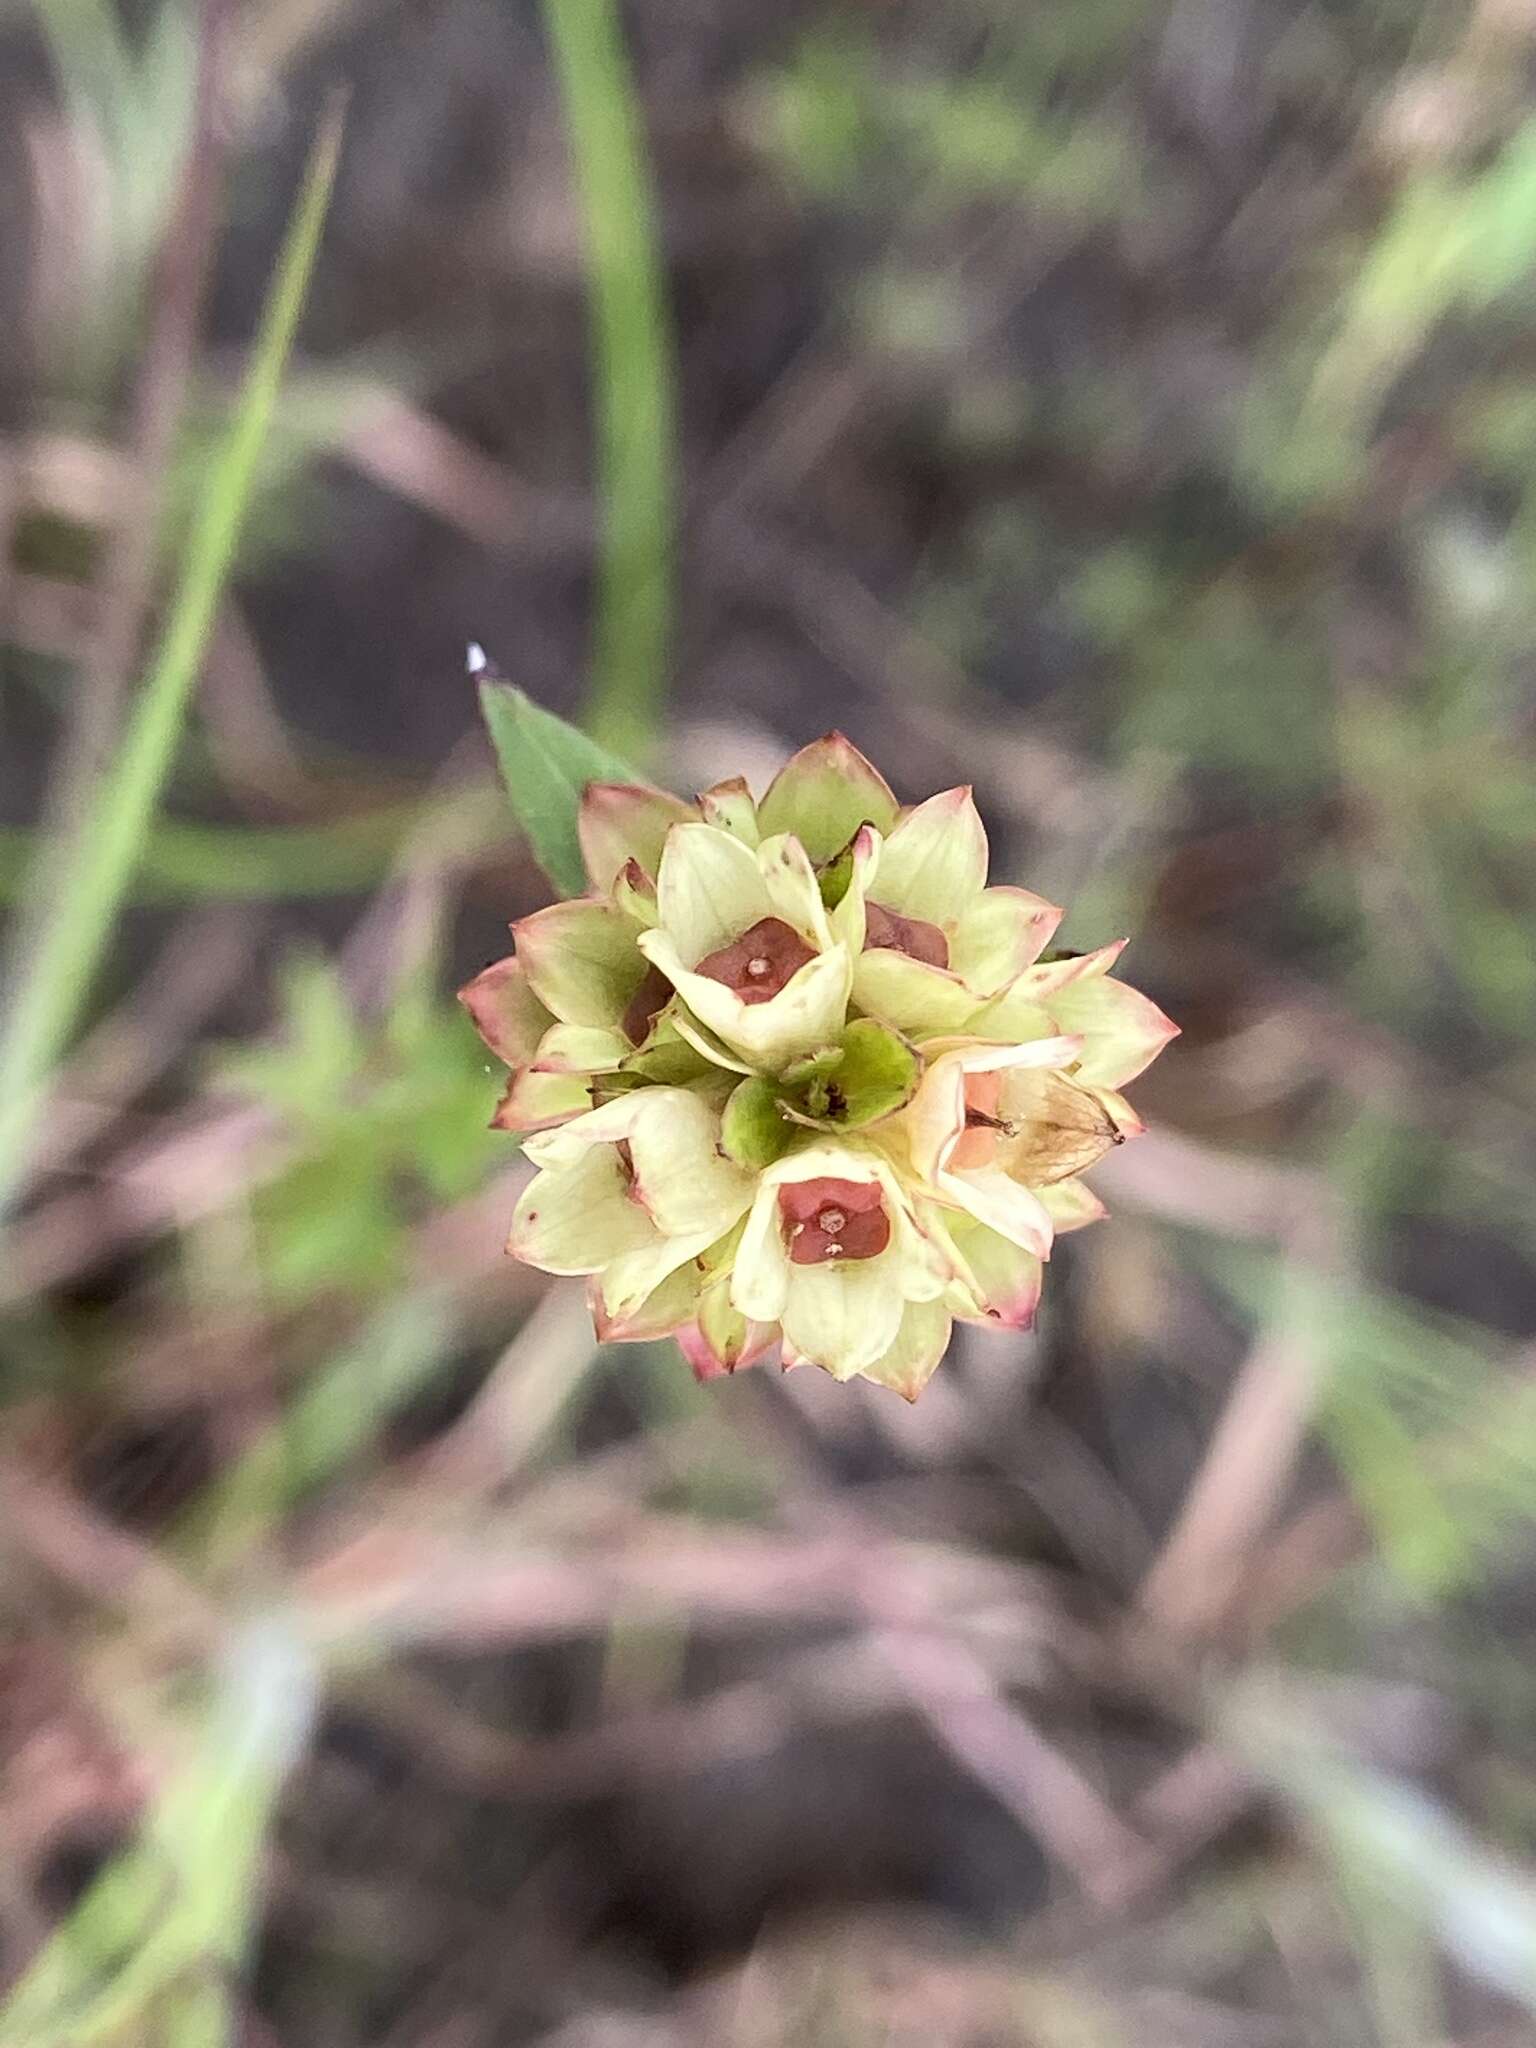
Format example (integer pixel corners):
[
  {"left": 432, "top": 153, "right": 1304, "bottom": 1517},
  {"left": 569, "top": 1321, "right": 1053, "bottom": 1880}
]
[
  {"left": 696, "top": 1271, "right": 756, "bottom": 1369},
  {"left": 587, "top": 1069, "right": 647, "bottom": 1107},
  {"left": 721, "top": 1076, "right": 797, "bottom": 1169},
  {"left": 779, "top": 1043, "right": 844, "bottom": 1087},
  {"left": 780, "top": 1019, "right": 918, "bottom": 1133},
  {"left": 756, "top": 734, "right": 900, "bottom": 861},
  {"left": 698, "top": 778, "right": 760, "bottom": 845},
  {"left": 479, "top": 681, "right": 642, "bottom": 897},
  {"left": 816, "top": 838, "right": 856, "bottom": 910},
  {"left": 613, "top": 857, "right": 660, "bottom": 928},
  {"left": 619, "top": 1015, "right": 715, "bottom": 1086}
]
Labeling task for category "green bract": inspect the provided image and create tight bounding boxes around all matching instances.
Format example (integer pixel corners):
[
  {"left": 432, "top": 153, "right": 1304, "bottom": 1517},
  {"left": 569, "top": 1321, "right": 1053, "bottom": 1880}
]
[{"left": 461, "top": 735, "right": 1177, "bottom": 1399}]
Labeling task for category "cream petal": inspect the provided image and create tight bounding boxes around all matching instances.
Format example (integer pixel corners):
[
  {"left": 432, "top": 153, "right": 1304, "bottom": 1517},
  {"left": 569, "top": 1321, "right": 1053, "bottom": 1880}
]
[
  {"left": 591, "top": 1262, "right": 702, "bottom": 1343},
  {"left": 626, "top": 1093, "right": 756, "bottom": 1238},
  {"left": 953, "top": 1034, "right": 1084, "bottom": 1073},
  {"left": 684, "top": 1279, "right": 779, "bottom": 1376},
  {"left": 529, "top": 1023, "right": 632, "bottom": 1073},
  {"left": 780, "top": 1252, "right": 906, "bottom": 1379},
  {"left": 762, "top": 1139, "right": 886, "bottom": 1188},
  {"left": 904, "top": 1054, "right": 970, "bottom": 1185},
  {"left": 520, "top": 1090, "right": 662, "bottom": 1169},
  {"left": 697, "top": 777, "right": 760, "bottom": 846},
  {"left": 512, "top": 899, "right": 646, "bottom": 1027},
  {"left": 578, "top": 782, "right": 698, "bottom": 892},
  {"left": 665, "top": 1001, "right": 758, "bottom": 1076},
  {"left": 755, "top": 733, "right": 899, "bottom": 861},
  {"left": 1045, "top": 973, "right": 1180, "bottom": 1088},
  {"left": 883, "top": 1195, "right": 953, "bottom": 1302},
  {"left": 827, "top": 823, "right": 881, "bottom": 957},
  {"left": 656, "top": 822, "right": 773, "bottom": 966},
  {"left": 858, "top": 1299, "right": 953, "bottom": 1400},
  {"left": 643, "top": 932, "right": 853, "bottom": 1073},
  {"left": 758, "top": 832, "right": 835, "bottom": 949},
  {"left": 852, "top": 950, "right": 986, "bottom": 1037},
  {"left": 1003, "top": 940, "right": 1128, "bottom": 1002},
  {"left": 942, "top": 1163, "right": 1055, "bottom": 1260},
  {"left": 1037, "top": 1178, "right": 1108, "bottom": 1233},
  {"left": 522, "top": 1087, "right": 750, "bottom": 1240},
  {"left": 936, "top": 1212, "right": 1043, "bottom": 1328},
  {"left": 948, "top": 887, "right": 1063, "bottom": 996},
  {"left": 730, "top": 1179, "right": 793, "bottom": 1323},
  {"left": 873, "top": 786, "right": 988, "bottom": 926},
  {"left": 599, "top": 1228, "right": 723, "bottom": 1321},
  {"left": 509, "top": 1150, "right": 659, "bottom": 1273},
  {"left": 491, "top": 1068, "right": 592, "bottom": 1133},
  {"left": 955, "top": 987, "right": 1059, "bottom": 1045},
  {"left": 458, "top": 956, "right": 553, "bottom": 1065}
]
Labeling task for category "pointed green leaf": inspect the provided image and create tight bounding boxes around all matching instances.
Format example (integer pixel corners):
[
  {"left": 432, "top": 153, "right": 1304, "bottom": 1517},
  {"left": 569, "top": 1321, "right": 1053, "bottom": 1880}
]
[{"left": 479, "top": 680, "right": 644, "bottom": 896}]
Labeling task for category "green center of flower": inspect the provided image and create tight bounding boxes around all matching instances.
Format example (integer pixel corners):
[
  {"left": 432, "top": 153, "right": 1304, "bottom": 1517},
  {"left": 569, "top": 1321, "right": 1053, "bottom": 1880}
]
[
  {"left": 779, "top": 1176, "right": 891, "bottom": 1265},
  {"left": 863, "top": 901, "right": 950, "bottom": 968},
  {"left": 695, "top": 917, "right": 816, "bottom": 1004}
]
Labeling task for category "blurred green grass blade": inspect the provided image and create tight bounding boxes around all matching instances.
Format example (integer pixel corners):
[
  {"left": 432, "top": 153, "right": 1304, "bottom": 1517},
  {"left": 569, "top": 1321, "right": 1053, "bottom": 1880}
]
[
  {"left": 1322, "top": 1376, "right": 1473, "bottom": 1596},
  {"left": 541, "top": 0, "right": 677, "bottom": 762},
  {"left": 0, "top": 786, "right": 507, "bottom": 905},
  {"left": 1196, "top": 1244, "right": 1464, "bottom": 1566},
  {"left": 0, "top": 1619, "right": 318, "bottom": 2048},
  {"left": 32, "top": 0, "right": 134, "bottom": 131},
  {"left": 479, "top": 677, "right": 643, "bottom": 896},
  {"left": 0, "top": 108, "right": 342, "bottom": 1226},
  {"left": 1225, "top": 1681, "right": 1536, "bottom": 2017},
  {"left": 1197, "top": 1243, "right": 1500, "bottom": 1401},
  {"left": 1197, "top": 1242, "right": 1529, "bottom": 1595},
  {"left": 33, "top": 0, "right": 195, "bottom": 304}
]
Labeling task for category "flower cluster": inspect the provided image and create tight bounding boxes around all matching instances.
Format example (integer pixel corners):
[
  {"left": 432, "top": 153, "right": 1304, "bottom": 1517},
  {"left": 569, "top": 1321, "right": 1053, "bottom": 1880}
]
[{"left": 461, "top": 736, "right": 1175, "bottom": 1399}]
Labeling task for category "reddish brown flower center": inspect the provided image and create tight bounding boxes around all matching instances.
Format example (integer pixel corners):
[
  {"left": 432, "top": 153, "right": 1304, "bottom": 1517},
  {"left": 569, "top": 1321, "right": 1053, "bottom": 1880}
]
[
  {"left": 863, "top": 900, "right": 950, "bottom": 969},
  {"left": 779, "top": 1175, "right": 891, "bottom": 1265},
  {"left": 695, "top": 916, "right": 815, "bottom": 1004},
  {"left": 950, "top": 1070, "right": 1016, "bottom": 1171},
  {"left": 621, "top": 963, "right": 674, "bottom": 1046}
]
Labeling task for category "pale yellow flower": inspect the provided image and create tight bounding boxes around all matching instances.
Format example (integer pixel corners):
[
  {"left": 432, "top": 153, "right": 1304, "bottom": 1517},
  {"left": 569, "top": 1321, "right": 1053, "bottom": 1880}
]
[{"left": 461, "top": 736, "right": 1177, "bottom": 1398}]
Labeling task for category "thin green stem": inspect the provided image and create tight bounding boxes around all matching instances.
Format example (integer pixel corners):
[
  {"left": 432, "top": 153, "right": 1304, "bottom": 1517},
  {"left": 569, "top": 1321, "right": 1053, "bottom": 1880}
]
[
  {"left": 0, "top": 786, "right": 508, "bottom": 906},
  {"left": 0, "top": 107, "right": 343, "bottom": 1228},
  {"left": 542, "top": 0, "right": 677, "bottom": 763}
]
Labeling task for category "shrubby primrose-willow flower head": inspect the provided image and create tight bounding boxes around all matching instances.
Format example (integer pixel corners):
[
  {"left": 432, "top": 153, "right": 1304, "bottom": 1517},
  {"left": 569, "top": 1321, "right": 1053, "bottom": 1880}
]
[{"left": 461, "top": 737, "right": 1176, "bottom": 1399}]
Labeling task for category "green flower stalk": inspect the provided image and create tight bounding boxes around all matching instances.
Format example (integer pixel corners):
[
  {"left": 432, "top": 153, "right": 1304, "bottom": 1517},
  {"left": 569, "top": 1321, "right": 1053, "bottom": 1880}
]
[{"left": 461, "top": 736, "right": 1177, "bottom": 1400}]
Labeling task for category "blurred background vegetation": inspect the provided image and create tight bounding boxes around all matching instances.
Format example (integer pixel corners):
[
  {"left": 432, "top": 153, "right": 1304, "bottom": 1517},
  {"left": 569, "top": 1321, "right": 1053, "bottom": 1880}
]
[{"left": 4, "top": 0, "right": 1536, "bottom": 2042}]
